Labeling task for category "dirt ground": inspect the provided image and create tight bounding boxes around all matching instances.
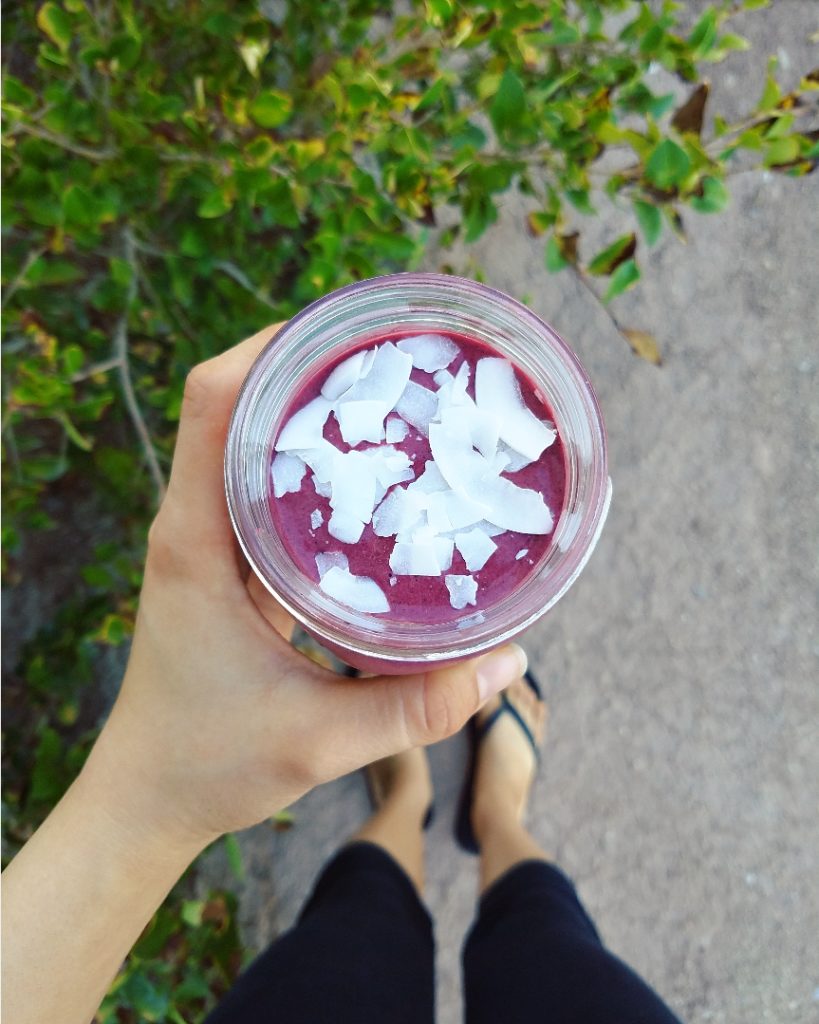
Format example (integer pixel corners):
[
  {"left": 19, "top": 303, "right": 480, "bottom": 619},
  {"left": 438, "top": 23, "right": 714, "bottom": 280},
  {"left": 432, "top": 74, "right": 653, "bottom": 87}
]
[{"left": 199, "top": 5, "right": 819, "bottom": 1022}]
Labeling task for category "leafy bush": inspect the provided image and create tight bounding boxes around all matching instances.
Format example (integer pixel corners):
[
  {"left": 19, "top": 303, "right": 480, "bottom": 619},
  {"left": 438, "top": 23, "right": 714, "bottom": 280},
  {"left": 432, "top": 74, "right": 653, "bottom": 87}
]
[{"left": 2, "top": 0, "right": 816, "bottom": 1017}]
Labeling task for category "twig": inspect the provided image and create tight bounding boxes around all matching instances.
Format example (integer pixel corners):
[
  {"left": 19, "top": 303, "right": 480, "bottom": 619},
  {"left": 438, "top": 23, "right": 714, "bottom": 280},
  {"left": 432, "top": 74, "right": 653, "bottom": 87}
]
[
  {"left": 2, "top": 246, "right": 46, "bottom": 309},
  {"left": 213, "top": 260, "right": 279, "bottom": 310},
  {"left": 70, "top": 356, "right": 121, "bottom": 382},
  {"left": 115, "top": 230, "right": 167, "bottom": 503},
  {"left": 569, "top": 264, "right": 627, "bottom": 340},
  {"left": 5, "top": 122, "right": 116, "bottom": 161}
]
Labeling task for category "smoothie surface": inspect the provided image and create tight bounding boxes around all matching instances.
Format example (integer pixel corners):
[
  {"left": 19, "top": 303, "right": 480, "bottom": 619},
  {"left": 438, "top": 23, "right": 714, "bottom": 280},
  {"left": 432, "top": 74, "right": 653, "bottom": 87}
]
[{"left": 270, "top": 330, "right": 566, "bottom": 623}]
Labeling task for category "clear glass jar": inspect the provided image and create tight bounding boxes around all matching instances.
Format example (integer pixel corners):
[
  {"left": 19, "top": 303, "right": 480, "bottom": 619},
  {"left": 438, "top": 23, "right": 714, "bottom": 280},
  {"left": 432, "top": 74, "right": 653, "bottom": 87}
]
[{"left": 225, "top": 273, "right": 611, "bottom": 674}]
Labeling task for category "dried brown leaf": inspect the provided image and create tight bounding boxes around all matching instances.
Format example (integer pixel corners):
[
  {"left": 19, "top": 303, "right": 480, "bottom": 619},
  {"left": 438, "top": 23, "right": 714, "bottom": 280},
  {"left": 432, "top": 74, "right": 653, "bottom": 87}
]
[
  {"left": 671, "top": 82, "right": 710, "bottom": 137},
  {"left": 622, "top": 328, "right": 662, "bottom": 365}
]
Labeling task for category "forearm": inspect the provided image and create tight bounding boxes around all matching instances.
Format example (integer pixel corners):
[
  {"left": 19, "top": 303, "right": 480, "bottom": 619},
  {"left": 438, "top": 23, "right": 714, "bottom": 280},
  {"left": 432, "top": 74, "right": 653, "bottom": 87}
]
[{"left": 1, "top": 738, "right": 205, "bottom": 1024}]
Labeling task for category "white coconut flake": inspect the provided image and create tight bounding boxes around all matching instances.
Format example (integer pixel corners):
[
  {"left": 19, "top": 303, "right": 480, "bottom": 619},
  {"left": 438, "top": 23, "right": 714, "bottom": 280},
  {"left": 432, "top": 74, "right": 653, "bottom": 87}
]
[
  {"left": 328, "top": 451, "right": 377, "bottom": 523},
  {"left": 397, "top": 334, "right": 460, "bottom": 372},
  {"left": 319, "top": 565, "right": 389, "bottom": 613},
  {"left": 476, "top": 476, "right": 554, "bottom": 534},
  {"left": 433, "top": 369, "right": 454, "bottom": 388},
  {"left": 315, "top": 551, "right": 349, "bottom": 578},
  {"left": 443, "top": 491, "right": 488, "bottom": 531},
  {"left": 295, "top": 439, "right": 337, "bottom": 483},
  {"left": 496, "top": 442, "right": 535, "bottom": 473},
  {"left": 433, "top": 536, "right": 455, "bottom": 572},
  {"left": 474, "top": 520, "right": 505, "bottom": 538},
  {"left": 462, "top": 406, "right": 501, "bottom": 460},
  {"left": 390, "top": 541, "right": 442, "bottom": 577},
  {"left": 313, "top": 476, "right": 332, "bottom": 498},
  {"left": 360, "top": 445, "right": 414, "bottom": 489},
  {"left": 406, "top": 460, "right": 449, "bottom": 495},
  {"left": 327, "top": 509, "right": 366, "bottom": 544},
  {"left": 395, "top": 380, "right": 438, "bottom": 436},
  {"left": 335, "top": 399, "right": 388, "bottom": 446},
  {"left": 455, "top": 527, "right": 498, "bottom": 572},
  {"left": 372, "top": 487, "right": 424, "bottom": 537},
  {"left": 271, "top": 452, "right": 307, "bottom": 497},
  {"left": 321, "top": 350, "right": 369, "bottom": 401},
  {"left": 338, "top": 342, "right": 412, "bottom": 412},
  {"left": 475, "top": 358, "right": 556, "bottom": 461},
  {"left": 445, "top": 574, "right": 478, "bottom": 610},
  {"left": 385, "top": 416, "right": 409, "bottom": 444},
  {"left": 515, "top": 548, "right": 529, "bottom": 560},
  {"left": 276, "top": 396, "right": 333, "bottom": 451},
  {"left": 310, "top": 509, "right": 324, "bottom": 530}
]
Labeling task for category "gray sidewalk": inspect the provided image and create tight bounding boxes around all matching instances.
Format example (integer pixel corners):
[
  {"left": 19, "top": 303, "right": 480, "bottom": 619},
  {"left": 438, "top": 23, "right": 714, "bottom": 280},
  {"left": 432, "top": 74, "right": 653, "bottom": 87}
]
[{"left": 201, "top": 6, "right": 819, "bottom": 1021}]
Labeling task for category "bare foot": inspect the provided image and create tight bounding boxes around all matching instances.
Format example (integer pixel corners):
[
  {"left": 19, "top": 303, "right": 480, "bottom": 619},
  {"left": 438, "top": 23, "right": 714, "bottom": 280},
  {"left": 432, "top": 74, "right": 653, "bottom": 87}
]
[
  {"left": 472, "top": 678, "right": 548, "bottom": 839},
  {"left": 366, "top": 748, "right": 433, "bottom": 825}
]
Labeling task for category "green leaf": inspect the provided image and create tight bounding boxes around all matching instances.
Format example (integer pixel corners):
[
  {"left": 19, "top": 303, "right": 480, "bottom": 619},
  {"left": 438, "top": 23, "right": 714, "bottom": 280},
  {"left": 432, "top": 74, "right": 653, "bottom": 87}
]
[
  {"left": 197, "top": 190, "right": 233, "bottom": 218},
  {"left": 688, "top": 10, "right": 717, "bottom": 59},
  {"left": 690, "top": 176, "right": 729, "bottom": 213},
  {"left": 224, "top": 833, "right": 244, "bottom": 880},
  {"left": 634, "top": 199, "right": 663, "bottom": 245},
  {"left": 764, "top": 136, "right": 799, "bottom": 167},
  {"left": 36, "top": 3, "right": 72, "bottom": 52},
  {"left": 604, "top": 258, "right": 640, "bottom": 301},
  {"left": 587, "top": 233, "right": 636, "bottom": 276},
  {"left": 248, "top": 90, "right": 293, "bottom": 128},
  {"left": 180, "top": 900, "right": 204, "bottom": 927},
  {"left": 490, "top": 68, "right": 526, "bottom": 137},
  {"left": 645, "top": 139, "right": 692, "bottom": 189},
  {"left": 28, "top": 727, "right": 64, "bottom": 805},
  {"left": 545, "top": 235, "right": 568, "bottom": 272},
  {"left": 566, "top": 189, "right": 596, "bottom": 216}
]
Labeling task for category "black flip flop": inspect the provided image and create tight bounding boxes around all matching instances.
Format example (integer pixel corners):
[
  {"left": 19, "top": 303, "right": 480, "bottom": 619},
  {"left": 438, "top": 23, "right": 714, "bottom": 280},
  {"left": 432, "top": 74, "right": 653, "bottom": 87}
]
[
  {"left": 455, "top": 669, "right": 543, "bottom": 854},
  {"left": 363, "top": 763, "right": 436, "bottom": 830}
]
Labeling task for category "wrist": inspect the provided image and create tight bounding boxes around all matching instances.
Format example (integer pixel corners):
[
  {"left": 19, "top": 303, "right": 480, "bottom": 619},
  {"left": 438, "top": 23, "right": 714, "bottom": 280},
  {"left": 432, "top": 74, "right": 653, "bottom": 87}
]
[{"left": 79, "top": 709, "right": 213, "bottom": 873}]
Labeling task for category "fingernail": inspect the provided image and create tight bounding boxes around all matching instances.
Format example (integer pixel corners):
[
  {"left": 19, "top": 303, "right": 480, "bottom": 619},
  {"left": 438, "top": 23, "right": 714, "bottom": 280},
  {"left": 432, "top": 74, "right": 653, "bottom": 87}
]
[{"left": 476, "top": 643, "right": 528, "bottom": 704}]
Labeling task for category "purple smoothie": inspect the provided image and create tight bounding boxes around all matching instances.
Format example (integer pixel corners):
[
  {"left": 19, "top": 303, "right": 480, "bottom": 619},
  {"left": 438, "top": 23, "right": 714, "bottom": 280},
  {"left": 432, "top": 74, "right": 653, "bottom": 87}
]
[{"left": 270, "top": 330, "right": 566, "bottom": 624}]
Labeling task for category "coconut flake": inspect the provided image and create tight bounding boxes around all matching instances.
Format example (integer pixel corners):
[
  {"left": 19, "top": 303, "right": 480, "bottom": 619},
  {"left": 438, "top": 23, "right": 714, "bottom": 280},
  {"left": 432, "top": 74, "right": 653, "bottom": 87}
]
[
  {"left": 385, "top": 416, "right": 409, "bottom": 444},
  {"left": 327, "top": 510, "right": 366, "bottom": 544},
  {"left": 406, "top": 460, "right": 448, "bottom": 495},
  {"left": 339, "top": 342, "right": 412, "bottom": 412},
  {"left": 475, "top": 358, "right": 556, "bottom": 461},
  {"left": 445, "top": 574, "right": 478, "bottom": 610},
  {"left": 328, "top": 451, "right": 377, "bottom": 523},
  {"left": 335, "top": 400, "right": 388, "bottom": 446},
  {"left": 515, "top": 548, "right": 529, "bottom": 560},
  {"left": 390, "top": 541, "right": 442, "bottom": 577},
  {"left": 276, "top": 396, "right": 333, "bottom": 451},
  {"left": 313, "top": 476, "right": 332, "bottom": 498},
  {"left": 295, "top": 440, "right": 337, "bottom": 483},
  {"left": 310, "top": 509, "right": 324, "bottom": 530},
  {"left": 475, "top": 476, "right": 554, "bottom": 534},
  {"left": 433, "top": 536, "right": 455, "bottom": 572},
  {"left": 433, "top": 369, "right": 454, "bottom": 388},
  {"left": 372, "top": 487, "right": 424, "bottom": 537},
  {"left": 455, "top": 527, "right": 498, "bottom": 572},
  {"left": 321, "top": 350, "right": 369, "bottom": 401},
  {"left": 395, "top": 380, "right": 438, "bottom": 436},
  {"left": 397, "top": 334, "right": 460, "bottom": 372},
  {"left": 315, "top": 551, "right": 349, "bottom": 578},
  {"left": 271, "top": 452, "right": 307, "bottom": 497},
  {"left": 496, "top": 442, "right": 535, "bottom": 473},
  {"left": 319, "top": 565, "right": 389, "bottom": 613}
]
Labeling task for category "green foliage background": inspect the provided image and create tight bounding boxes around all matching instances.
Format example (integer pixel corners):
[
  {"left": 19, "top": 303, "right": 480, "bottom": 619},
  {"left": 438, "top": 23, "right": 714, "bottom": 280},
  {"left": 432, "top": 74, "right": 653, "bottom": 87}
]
[{"left": 2, "top": 0, "right": 816, "bottom": 1017}]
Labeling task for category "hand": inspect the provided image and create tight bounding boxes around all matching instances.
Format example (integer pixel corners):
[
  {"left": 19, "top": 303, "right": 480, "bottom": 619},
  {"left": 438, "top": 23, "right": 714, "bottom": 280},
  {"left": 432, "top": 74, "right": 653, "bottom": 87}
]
[{"left": 87, "top": 324, "right": 528, "bottom": 856}]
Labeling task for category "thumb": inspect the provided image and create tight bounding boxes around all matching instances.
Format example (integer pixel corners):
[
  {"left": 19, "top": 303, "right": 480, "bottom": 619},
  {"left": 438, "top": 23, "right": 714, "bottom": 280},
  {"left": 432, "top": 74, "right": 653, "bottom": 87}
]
[{"left": 336, "top": 644, "right": 529, "bottom": 764}]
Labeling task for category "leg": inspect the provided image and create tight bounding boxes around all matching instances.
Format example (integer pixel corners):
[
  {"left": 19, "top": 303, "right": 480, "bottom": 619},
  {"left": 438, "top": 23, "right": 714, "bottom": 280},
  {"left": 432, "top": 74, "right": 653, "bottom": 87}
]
[
  {"left": 206, "top": 751, "right": 434, "bottom": 1024},
  {"left": 462, "top": 679, "right": 681, "bottom": 1024}
]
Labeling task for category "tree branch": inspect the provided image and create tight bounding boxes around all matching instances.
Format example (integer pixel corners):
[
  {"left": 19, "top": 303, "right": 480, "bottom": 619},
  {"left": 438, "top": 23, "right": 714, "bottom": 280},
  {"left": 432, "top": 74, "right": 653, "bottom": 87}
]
[
  {"left": 115, "top": 231, "right": 167, "bottom": 504},
  {"left": 6, "top": 122, "right": 116, "bottom": 161}
]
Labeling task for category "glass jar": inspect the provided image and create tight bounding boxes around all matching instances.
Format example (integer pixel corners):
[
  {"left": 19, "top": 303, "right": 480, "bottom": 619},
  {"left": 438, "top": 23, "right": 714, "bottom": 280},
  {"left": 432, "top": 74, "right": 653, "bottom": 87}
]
[{"left": 225, "top": 273, "right": 611, "bottom": 674}]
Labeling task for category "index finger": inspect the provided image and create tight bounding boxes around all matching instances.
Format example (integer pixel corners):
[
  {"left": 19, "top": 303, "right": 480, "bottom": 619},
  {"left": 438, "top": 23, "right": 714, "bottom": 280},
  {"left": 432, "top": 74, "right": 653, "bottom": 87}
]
[{"left": 163, "top": 323, "right": 285, "bottom": 562}]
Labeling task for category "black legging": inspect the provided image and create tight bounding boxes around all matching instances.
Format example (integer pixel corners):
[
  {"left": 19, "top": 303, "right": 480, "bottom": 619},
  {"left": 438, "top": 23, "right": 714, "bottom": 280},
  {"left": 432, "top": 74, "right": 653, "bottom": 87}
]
[{"left": 205, "top": 841, "right": 682, "bottom": 1024}]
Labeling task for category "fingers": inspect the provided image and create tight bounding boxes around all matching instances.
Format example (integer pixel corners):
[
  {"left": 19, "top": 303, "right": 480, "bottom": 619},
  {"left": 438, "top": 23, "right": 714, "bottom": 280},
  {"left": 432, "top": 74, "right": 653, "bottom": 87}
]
[
  {"left": 162, "top": 323, "right": 285, "bottom": 568},
  {"left": 246, "top": 572, "right": 296, "bottom": 641},
  {"left": 315, "top": 644, "right": 529, "bottom": 773}
]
